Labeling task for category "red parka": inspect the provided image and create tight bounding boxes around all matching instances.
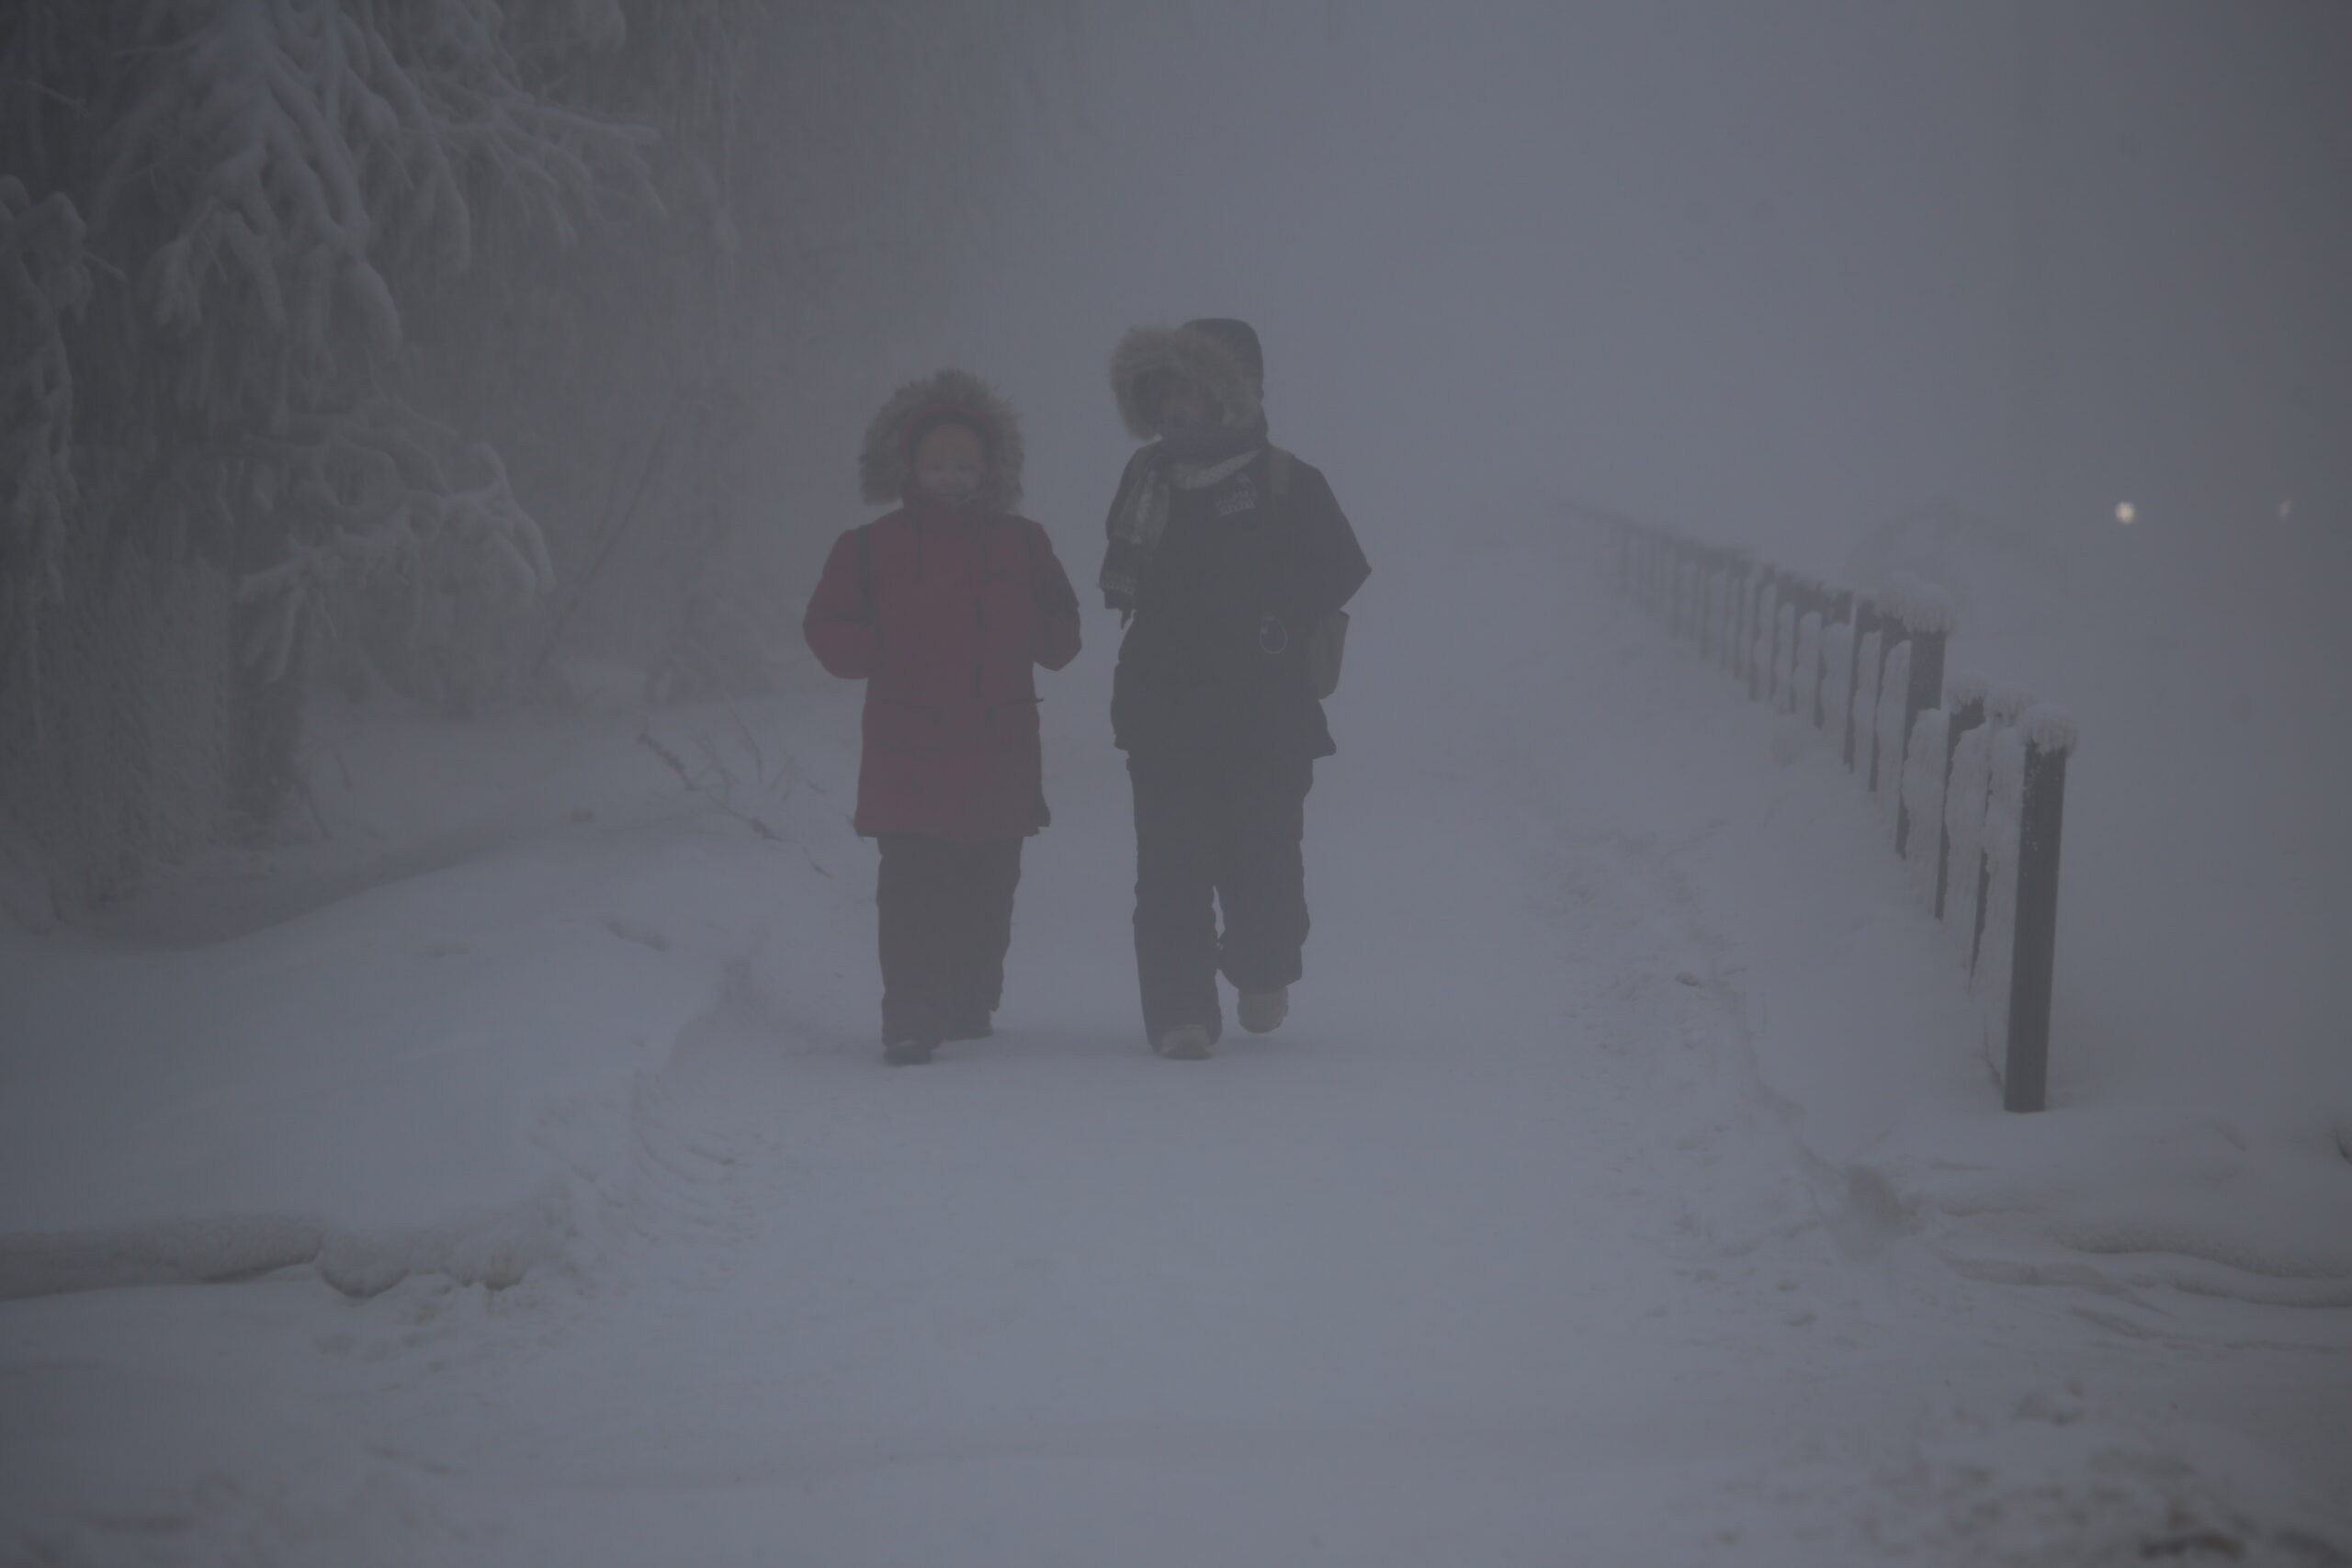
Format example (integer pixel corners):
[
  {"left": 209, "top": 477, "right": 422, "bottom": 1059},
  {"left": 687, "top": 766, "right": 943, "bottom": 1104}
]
[{"left": 803, "top": 493, "right": 1082, "bottom": 842}]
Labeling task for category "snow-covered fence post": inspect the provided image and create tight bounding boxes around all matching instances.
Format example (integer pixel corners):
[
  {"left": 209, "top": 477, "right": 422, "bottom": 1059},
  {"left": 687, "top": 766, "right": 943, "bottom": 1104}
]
[
  {"left": 1692, "top": 544, "right": 1713, "bottom": 656},
  {"left": 1577, "top": 516, "right": 2070, "bottom": 1114},
  {"left": 1934, "top": 675, "right": 1988, "bottom": 919},
  {"left": 1884, "top": 581, "right": 1951, "bottom": 857},
  {"left": 1747, "top": 569, "right": 1775, "bottom": 702},
  {"left": 1730, "top": 559, "right": 1754, "bottom": 682},
  {"left": 1852, "top": 613, "right": 1885, "bottom": 782},
  {"left": 1804, "top": 579, "right": 1833, "bottom": 720},
  {"left": 1769, "top": 572, "right": 1790, "bottom": 702},
  {"left": 1969, "top": 684, "right": 2034, "bottom": 980},
  {"left": 1683, "top": 536, "right": 1702, "bottom": 639},
  {"left": 1816, "top": 587, "right": 1852, "bottom": 728},
  {"left": 1789, "top": 592, "right": 1822, "bottom": 716},
  {"left": 2001, "top": 707, "right": 2075, "bottom": 1113},
  {"left": 1704, "top": 550, "right": 1727, "bottom": 663},
  {"left": 1702, "top": 545, "right": 1721, "bottom": 662},
  {"left": 1842, "top": 594, "right": 1876, "bottom": 772},
  {"left": 1871, "top": 636, "right": 1912, "bottom": 838},
  {"left": 1900, "top": 700, "right": 1951, "bottom": 906},
  {"left": 1731, "top": 552, "right": 1749, "bottom": 677}
]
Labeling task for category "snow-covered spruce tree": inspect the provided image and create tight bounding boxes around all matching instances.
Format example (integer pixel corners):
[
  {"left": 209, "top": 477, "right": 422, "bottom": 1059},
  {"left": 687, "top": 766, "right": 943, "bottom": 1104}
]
[
  {"left": 0, "top": 177, "right": 90, "bottom": 694},
  {"left": 413, "top": 0, "right": 1072, "bottom": 702},
  {"left": 1, "top": 0, "right": 1071, "bottom": 919},
  {"left": 0, "top": 0, "right": 668, "bottom": 917}
]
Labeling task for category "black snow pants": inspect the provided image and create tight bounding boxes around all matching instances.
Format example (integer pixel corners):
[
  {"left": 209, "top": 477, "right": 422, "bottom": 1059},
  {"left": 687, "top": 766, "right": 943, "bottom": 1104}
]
[
  {"left": 875, "top": 833, "right": 1023, "bottom": 1045},
  {"left": 1127, "top": 750, "right": 1314, "bottom": 1046}
]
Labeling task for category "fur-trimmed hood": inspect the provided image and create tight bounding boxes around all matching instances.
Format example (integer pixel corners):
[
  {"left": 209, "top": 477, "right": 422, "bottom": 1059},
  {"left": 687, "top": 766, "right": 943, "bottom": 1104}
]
[
  {"left": 1109, "top": 323, "right": 1265, "bottom": 442},
  {"left": 859, "top": 367, "right": 1024, "bottom": 512}
]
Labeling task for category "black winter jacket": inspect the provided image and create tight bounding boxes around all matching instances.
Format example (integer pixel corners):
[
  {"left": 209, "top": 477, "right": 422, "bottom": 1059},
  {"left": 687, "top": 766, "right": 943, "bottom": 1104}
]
[{"left": 1107, "top": 446, "right": 1370, "bottom": 759}]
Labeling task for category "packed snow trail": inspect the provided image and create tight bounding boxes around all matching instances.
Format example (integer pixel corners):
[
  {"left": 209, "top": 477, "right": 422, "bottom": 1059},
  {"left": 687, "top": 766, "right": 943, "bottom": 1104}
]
[{"left": 3, "top": 536, "right": 2346, "bottom": 1565}]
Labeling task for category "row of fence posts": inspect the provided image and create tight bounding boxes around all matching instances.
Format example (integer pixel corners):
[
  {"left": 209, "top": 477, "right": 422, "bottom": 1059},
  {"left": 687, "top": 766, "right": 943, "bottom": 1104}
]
[{"left": 1605, "top": 517, "right": 2075, "bottom": 1112}]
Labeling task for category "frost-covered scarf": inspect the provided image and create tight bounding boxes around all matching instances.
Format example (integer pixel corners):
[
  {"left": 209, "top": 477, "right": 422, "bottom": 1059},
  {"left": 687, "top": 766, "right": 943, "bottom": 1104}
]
[{"left": 1100, "top": 416, "right": 1269, "bottom": 611}]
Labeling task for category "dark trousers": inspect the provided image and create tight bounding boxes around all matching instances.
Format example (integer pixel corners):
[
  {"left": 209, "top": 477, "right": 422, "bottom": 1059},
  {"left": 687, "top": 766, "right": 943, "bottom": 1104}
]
[
  {"left": 875, "top": 833, "right": 1023, "bottom": 1044},
  {"left": 1127, "top": 751, "right": 1314, "bottom": 1045}
]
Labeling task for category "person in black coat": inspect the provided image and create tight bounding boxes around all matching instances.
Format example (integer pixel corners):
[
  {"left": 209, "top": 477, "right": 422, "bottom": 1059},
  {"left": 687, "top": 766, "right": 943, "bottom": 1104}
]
[{"left": 1100, "top": 318, "right": 1370, "bottom": 1058}]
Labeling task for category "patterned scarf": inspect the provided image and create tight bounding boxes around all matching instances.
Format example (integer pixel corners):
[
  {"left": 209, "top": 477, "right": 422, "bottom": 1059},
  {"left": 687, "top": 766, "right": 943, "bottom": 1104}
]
[{"left": 1100, "top": 417, "right": 1268, "bottom": 611}]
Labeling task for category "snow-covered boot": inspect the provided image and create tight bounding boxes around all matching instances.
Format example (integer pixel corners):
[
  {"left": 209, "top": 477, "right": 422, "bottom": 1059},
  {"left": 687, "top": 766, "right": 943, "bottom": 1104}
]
[
  {"left": 883, "top": 1035, "right": 938, "bottom": 1066},
  {"left": 941, "top": 1006, "right": 994, "bottom": 1043},
  {"left": 1237, "top": 987, "right": 1288, "bottom": 1034},
  {"left": 1152, "top": 1022, "right": 1214, "bottom": 1060}
]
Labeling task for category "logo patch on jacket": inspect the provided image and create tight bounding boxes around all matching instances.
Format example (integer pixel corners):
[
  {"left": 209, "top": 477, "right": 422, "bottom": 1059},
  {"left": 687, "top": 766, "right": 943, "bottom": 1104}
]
[{"left": 1213, "top": 473, "right": 1261, "bottom": 516}]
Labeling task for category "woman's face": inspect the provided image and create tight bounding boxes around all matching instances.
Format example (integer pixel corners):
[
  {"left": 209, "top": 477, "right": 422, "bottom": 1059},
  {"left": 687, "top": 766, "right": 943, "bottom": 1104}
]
[
  {"left": 913, "top": 423, "right": 988, "bottom": 502},
  {"left": 1158, "top": 376, "right": 1222, "bottom": 434}
]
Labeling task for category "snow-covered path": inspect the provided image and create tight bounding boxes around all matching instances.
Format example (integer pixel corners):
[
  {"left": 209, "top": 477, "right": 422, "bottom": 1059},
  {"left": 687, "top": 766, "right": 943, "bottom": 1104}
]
[{"left": 5, "top": 538, "right": 2346, "bottom": 1566}]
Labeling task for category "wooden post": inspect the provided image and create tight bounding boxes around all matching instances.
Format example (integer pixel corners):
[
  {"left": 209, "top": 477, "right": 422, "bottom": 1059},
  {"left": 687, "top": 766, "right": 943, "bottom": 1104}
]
[
  {"left": 1662, "top": 536, "right": 1679, "bottom": 632},
  {"left": 1730, "top": 561, "right": 1752, "bottom": 682},
  {"left": 1843, "top": 595, "right": 1875, "bottom": 771},
  {"left": 2003, "top": 735, "right": 2068, "bottom": 1112},
  {"left": 1710, "top": 549, "right": 1731, "bottom": 654},
  {"left": 1818, "top": 588, "right": 1852, "bottom": 728},
  {"left": 1674, "top": 541, "right": 1696, "bottom": 641},
  {"left": 1864, "top": 631, "right": 1899, "bottom": 795},
  {"left": 1894, "top": 627, "right": 1947, "bottom": 856},
  {"left": 1800, "top": 580, "right": 1827, "bottom": 719},
  {"left": 1935, "top": 692, "right": 1985, "bottom": 918}
]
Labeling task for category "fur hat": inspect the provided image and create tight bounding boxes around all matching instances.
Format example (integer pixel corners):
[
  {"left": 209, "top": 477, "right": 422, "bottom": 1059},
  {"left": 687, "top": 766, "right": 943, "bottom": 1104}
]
[
  {"left": 1109, "top": 319, "right": 1266, "bottom": 442},
  {"left": 859, "top": 367, "right": 1024, "bottom": 511}
]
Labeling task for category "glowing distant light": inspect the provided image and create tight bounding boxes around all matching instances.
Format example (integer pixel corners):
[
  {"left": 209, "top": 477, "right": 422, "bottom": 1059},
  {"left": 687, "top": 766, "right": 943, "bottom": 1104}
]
[
  {"left": 2278, "top": 499, "right": 2294, "bottom": 519},
  {"left": 2114, "top": 502, "right": 2137, "bottom": 525}
]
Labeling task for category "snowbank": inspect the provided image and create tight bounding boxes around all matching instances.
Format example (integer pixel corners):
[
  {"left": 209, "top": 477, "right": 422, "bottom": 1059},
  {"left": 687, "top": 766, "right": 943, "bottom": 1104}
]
[
  {"left": 0, "top": 687, "right": 866, "bottom": 1302},
  {"left": 1560, "top": 531, "right": 2352, "bottom": 1311}
]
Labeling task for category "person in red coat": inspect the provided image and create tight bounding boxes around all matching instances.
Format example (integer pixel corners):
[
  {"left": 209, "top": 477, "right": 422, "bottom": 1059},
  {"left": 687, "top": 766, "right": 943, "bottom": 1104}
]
[{"left": 803, "top": 369, "right": 1081, "bottom": 1064}]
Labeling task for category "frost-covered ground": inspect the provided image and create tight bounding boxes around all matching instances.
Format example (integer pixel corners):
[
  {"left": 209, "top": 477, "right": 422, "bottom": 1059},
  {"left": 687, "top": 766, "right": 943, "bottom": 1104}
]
[{"left": 4, "top": 532, "right": 2348, "bottom": 1567}]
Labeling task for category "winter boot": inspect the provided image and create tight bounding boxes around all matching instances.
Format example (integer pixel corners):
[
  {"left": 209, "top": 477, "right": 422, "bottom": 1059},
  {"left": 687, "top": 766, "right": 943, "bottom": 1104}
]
[
  {"left": 883, "top": 1034, "right": 939, "bottom": 1066},
  {"left": 1152, "top": 1022, "right": 1214, "bottom": 1060},
  {"left": 941, "top": 1005, "right": 994, "bottom": 1043},
  {"left": 1237, "top": 987, "right": 1288, "bottom": 1034}
]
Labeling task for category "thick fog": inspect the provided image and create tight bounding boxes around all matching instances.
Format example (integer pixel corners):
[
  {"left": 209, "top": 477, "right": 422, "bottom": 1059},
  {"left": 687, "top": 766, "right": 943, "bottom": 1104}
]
[
  {"left": 926, "top": 0, "right": 2350, "bottom": 1121},
  {"left": 4, "top": 3, "right": 2348, "bottom": 1561}
]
